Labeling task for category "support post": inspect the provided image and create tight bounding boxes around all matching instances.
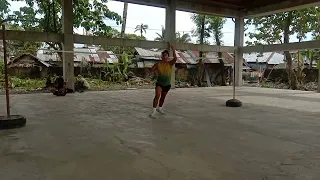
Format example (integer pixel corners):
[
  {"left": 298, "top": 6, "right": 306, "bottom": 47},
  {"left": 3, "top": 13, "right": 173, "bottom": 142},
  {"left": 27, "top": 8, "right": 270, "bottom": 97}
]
[
  {"left": 2, "top": 25, "right": 10, "bottom": 116},
  {"left": 234, "top": 16, "right": 244, "bottom": 86},
  {"left": 165, "top": 0, "right": 176, "bottom": 88},
  {"left": 62, "top": 0, "right": 74, "bottom": 91},
  {"left": 317, "top": 67, "right": 320, "bottom": 93}
]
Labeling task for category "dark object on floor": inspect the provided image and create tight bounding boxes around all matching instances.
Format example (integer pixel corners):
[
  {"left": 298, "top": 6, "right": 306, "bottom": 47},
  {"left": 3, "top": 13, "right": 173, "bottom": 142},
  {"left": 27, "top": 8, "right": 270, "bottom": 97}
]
[
  {"left": 45, "top": 76, "right": 54, "bottom": 88},
  {"left": 0, "top": 115, "right": 27, "bottom": 130},
  {"left": 226, "top": 99, "right": 242, "bottom": 107},
  {"left": 67, "top": 88, "right": 74, "bottom": 93},
  {"left": 52, "top": 76, "right": 67, "bottom": 96}
]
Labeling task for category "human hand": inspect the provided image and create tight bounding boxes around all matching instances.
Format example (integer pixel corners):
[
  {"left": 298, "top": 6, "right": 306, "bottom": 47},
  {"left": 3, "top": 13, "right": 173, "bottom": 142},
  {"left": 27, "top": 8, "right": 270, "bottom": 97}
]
[{"left": 167, "top": 42, "right": 174, "bottom": 49}]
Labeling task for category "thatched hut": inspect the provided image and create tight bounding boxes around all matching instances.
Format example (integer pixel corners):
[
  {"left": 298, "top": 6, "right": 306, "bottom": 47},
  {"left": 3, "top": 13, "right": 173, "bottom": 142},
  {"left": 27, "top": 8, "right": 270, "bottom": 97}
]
[{"left": 8, "top": 54, "right": 51, "bottom": 78}]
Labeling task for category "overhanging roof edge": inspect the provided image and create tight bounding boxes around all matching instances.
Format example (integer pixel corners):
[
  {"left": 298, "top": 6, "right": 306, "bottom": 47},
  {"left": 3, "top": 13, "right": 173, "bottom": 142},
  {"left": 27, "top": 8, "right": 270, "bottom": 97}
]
[
  {"left": 113, "top": 0, "right": 239, "bottom": 17},
  {"left": 244, "top": 0, "right": 320, "bottom": 18}
]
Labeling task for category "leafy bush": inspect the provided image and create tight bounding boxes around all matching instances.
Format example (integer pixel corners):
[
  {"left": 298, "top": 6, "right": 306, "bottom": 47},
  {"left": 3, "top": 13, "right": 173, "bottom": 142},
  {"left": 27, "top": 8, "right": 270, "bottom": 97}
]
[{"left": 10, "top": 77, "right": 46, "bottom": 89}]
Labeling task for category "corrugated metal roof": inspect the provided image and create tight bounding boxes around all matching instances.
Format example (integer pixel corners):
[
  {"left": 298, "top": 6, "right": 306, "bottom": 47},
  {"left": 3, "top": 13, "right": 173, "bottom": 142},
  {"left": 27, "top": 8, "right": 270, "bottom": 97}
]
[
  {"left": 134, "top": 47, "right": 191, "bottom": 64},
  {"left": 134, "top": 47, "right": 161, "bottom": 60},
  {"left": 187, "top": 50, "right": 233, "bottom": 64},
  {"left": 36, "top": 48, "right": 118, "bottom": 63},
  {"left": 98, "top": 51, "right": 119, "bottom": 64},
  {"left": 74, "top": 48, "right": 101, "bottom": 63},
  {"left": 204, "top": 52, "right": 223, "bottom": 64},
  {"left": 244, "top": 52, "right": 284, "bottom": 65},
  {"left": 134, "top": 47, "right": 236, "bottom": 65},
  {"left": 178, "top": 52, "right": 197, "bottom": 64}
]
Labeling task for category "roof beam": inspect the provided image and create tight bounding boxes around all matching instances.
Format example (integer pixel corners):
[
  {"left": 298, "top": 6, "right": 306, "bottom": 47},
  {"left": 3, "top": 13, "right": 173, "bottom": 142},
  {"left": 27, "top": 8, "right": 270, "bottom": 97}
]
[
  {"left": 241, "top": 40, "right": 320, "bottom": 53},
  {"left": 0, "top": 30, "right": 236, "bottom": 52},
  {"left": 177, "top": 0, "right": 239, "bottom": 17},
  {"left": 245, "top": 0, "right": 320, "bottom": 18},
  {"left": 112, "top": 0, "right": 165, "bottom": 8},
  {"left": 0, "top": 30, "right": 63, "bottom": 42},
  {"left": 74, "top": 34, "right": 236, "bottom": 52},
  {"left": 113, "top": 0, "right": 239, "bottom": 17}
]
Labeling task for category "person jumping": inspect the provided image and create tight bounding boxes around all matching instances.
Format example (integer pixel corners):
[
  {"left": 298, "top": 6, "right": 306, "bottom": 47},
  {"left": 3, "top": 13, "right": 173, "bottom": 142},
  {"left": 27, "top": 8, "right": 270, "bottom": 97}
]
[{"left": 149, "top": 42, "right": 177, "bottom": 117}]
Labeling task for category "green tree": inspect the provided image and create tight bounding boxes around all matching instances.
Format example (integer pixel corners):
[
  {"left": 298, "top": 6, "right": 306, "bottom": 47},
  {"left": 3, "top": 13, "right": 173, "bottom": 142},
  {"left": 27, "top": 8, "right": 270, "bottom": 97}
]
[
  {"left": 102, "top": 31, "right": 146, "bottom": 55},
  {"left": 0, "top": 60, "right": 4, "bottom": 74},
  {"left": 0, "top": 0, "right": 10, "bottom": 22},
  {"left": 309, "top": 7, "right": 320, "bottom": 92},
  {"left": 154, "top": 26, "right": 191, "bottom": 43},
  {"left": 7, "top": 0, "right": 122, "bottom": 60},
  {"left": 208, "top": 16, "right": 227, "bottom": 86},
  {"left": 134, "top": 23, "right": 148, "bottom": 37},
  {"left": 190, "top": 14, "right": 211, "bottom": 44},
  {"left": 155, "top": 26, "right": 165, "bottom": 41},
  {"left": 246, "top": 9, "right": 316, "bottom": 89},
  {"left": 190, "top": 13, "right": 211, "bottom": 87},
  {"left": 176, "top": 32, "right": 191, "bottom": 43},
  {"left": 5, "top": 24, "right": 42, "bottom": 56}
]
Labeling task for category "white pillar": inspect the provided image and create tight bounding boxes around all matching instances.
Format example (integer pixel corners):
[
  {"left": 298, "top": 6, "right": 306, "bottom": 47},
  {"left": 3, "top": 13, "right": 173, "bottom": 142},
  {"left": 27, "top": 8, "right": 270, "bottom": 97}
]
[
  {"left": 62, "top": 0, "right": 74, "bottom": 90},
  {"left": 234, "top": 16, "right": 244, "bottom": 86},
  {"left": 165, "top": 0, "right": 176, "bottom": 88}
]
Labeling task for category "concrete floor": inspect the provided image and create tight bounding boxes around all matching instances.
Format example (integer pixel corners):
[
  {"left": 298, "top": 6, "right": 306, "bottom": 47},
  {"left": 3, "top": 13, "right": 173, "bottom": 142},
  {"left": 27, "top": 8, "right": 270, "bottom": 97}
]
[{"left": 0, "top": 87, "right": 320, "bottom": 180}]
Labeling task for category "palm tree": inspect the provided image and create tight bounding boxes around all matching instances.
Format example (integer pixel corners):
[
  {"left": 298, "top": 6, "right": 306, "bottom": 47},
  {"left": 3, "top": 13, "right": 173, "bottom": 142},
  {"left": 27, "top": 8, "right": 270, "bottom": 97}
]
[
  {"left": 155, "top": 26, "right": 165, "bottom": 41},
  {"left": 135, "top": 23, "right": 148, "bottom": 37},
  {"left": 176, "top": 32, "right": 191, "bottom": 43},
  {"left": 190, "top": 14, "right": 211, "bottom": 44},
  {"left": 155, "top": 27, "right": 191, "bottom": 43}
]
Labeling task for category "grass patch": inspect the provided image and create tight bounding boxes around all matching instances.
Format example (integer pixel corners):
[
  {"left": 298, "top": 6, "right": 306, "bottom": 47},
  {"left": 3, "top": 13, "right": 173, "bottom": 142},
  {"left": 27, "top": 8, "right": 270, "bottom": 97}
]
[
  {"left": 0, "top": 76, "right": 156, "bottom": 93},
  {"left": 10, "top": 77, "right": 46, "bottom": 90}
]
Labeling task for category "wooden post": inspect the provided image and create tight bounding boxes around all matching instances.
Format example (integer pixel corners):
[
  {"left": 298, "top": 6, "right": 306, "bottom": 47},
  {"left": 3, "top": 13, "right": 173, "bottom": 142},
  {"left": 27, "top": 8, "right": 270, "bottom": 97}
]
[{"left": 2, "top": 24, "right": 10, "bottom": 116}]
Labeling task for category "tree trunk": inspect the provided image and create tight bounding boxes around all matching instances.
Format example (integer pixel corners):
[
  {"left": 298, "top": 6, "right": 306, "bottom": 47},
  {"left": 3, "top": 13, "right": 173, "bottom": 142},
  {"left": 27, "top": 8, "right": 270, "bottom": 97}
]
[
  {"left": 215, "top": 31, "right": 226, "bottom": 86},
  {"left": 120, "top": 3, "right": 128, "bottom": 38},
  {"left": 197, "top": 15, "right": 205, "bottom": 87},
  {"left": 284, "top": 12, "right": 298, "bottom": 90},
  {"left": 309, "top": 52, "right": 314, "bottom": 69}
]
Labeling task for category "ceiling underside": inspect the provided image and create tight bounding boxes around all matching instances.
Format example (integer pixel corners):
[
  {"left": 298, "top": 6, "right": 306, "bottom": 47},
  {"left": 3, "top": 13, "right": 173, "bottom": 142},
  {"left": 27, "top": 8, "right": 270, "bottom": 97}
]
[{"left": 114, "top": 0, "right": 320, "bottom": 17}]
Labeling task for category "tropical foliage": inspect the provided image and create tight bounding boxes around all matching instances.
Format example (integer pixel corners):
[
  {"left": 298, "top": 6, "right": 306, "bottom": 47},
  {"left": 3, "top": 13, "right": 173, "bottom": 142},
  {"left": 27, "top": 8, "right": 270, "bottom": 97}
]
[
  {"left": 190, "top": 14, "right": 227, "bottom": 86},
  {"left": 135, "top": 23, "right": 148, "bottom": 37},
  {"left": 4, "top": 0, "right": 122, "bottom": 60},
  {"left": 246, "top": 8, "right": 320, "bottom": 89}
]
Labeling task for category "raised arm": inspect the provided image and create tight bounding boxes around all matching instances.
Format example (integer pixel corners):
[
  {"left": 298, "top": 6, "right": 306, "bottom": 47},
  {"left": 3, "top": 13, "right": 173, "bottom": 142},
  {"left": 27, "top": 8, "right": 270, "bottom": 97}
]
[
  {"left": 168, "top": 42, "right": 177, "bottom": 65},
  {"left": 149, "top": 62, "right": 158, "bottom": 73}
]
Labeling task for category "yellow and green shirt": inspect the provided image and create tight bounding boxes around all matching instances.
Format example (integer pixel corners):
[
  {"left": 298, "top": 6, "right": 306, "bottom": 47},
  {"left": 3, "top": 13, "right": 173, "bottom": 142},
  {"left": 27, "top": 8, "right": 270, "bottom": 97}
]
[{"left": 156, "top": 61, "right": 173, "bottom": 86}]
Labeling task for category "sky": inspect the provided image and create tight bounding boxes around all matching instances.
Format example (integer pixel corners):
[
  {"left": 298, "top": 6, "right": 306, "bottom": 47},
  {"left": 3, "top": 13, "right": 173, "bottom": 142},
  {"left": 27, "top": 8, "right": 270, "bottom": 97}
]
[{"left": 7, "top": 0, "right": 308, "bottom": 47}]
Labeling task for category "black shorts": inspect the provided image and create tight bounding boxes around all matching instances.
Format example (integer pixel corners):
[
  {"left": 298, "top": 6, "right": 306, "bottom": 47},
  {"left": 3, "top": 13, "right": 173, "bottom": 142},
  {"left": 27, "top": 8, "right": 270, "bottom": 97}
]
[{"left": 156, "top": 83, "right": 171, "bottom": 92}]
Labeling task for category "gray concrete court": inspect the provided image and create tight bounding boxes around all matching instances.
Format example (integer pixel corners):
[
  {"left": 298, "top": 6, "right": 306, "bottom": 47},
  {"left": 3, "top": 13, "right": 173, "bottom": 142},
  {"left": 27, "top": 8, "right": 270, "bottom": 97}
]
[{"left": 0, "top": 87, "right": 320, "bottom": 180}]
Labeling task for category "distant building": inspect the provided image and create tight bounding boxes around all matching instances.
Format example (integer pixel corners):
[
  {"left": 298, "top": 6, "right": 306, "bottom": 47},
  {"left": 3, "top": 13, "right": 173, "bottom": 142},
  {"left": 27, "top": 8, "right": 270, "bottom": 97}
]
[
  {"left": 6, "top": 47, "right": 118, "bottom": 78},
  {"left": 244, "top": 52, "right": 285, "bottom": 72},
  {"left": 8, "top": 54, "right": 50, "bottom": 78}
]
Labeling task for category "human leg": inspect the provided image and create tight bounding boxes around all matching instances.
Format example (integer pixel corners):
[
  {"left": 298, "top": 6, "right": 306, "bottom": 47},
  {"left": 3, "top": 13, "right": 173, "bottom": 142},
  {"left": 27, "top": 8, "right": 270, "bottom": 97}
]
[
  {"left": 150, "top": 85, "right": 162, "bottom": 116},
  {"left": 158, "top": 92, "right": 168, "bottom": 108},
  {"left": 157, "top": 85, "right": 171, "bottom": 114}
]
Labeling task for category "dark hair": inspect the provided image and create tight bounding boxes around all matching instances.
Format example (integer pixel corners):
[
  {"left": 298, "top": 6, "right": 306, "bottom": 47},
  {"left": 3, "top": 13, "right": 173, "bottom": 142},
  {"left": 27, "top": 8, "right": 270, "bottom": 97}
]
[{"left": 162, "top": 50, "right": 169, "bottom": 55}]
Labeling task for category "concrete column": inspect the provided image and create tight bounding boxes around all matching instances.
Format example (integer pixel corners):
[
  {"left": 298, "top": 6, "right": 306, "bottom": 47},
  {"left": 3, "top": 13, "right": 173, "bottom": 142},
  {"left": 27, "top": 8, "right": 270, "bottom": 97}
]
[
  {"left": 62, "top": 0, "right": 74, "bottom": 90},
  {"left": 234, "top": 16, "right": 244, "bottom": 86},
  {"left": 165, "top": 0, "right": 176, "bottom": 88}
]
